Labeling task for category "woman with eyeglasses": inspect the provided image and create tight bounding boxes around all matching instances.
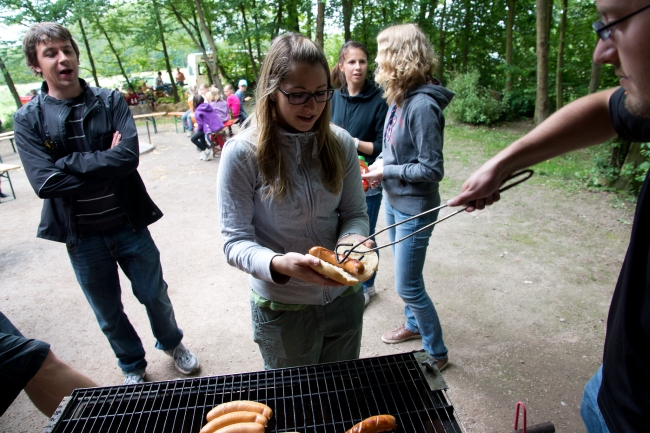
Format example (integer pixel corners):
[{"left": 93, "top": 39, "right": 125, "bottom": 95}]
[
  {"left": 330, "top": 41, "right": 388, "bottom": 307},
  {"left": 217, "top": 32, "right": 372, "bottom": 369},
  {"left": 362, "top": 24, "right": 454, "bottom": 372}
]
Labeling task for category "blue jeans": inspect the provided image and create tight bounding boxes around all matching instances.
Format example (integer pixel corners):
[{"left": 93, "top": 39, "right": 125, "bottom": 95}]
[
  {"left": 181, "top": 110, "right": 192, "bottom": 132},
  {"left": 67, "top": 223, "right": 183, "bottom": 373},
  {"left": 581, "top": 366, "right": 610, "bottom": 433},
  {"left": 362, "top": 190, "right": 382, "bottom": 291},
  {"left": 385, "top": 200, "right": 447, "bottom": 360}
]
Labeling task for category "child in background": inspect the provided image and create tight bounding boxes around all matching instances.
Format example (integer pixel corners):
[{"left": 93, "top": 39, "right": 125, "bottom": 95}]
[{"left": 191, "top": 94, "right": 224, "bottom": 161}]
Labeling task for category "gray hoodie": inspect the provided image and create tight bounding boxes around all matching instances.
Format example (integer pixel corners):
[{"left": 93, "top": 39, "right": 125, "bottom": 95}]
[
  {"left": 380, "top": 84, "right": 454, "bottom": 215},
  {"left": 217, "top": 124, "right": 369, "bottom": 305}
]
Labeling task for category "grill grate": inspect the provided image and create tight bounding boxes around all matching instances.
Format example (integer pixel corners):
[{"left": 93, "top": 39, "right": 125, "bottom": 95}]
[{"left": 44, "top": 352, "right": 466, "bottom": 433}]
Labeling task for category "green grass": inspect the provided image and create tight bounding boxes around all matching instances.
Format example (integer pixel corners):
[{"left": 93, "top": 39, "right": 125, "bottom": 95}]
[{"left": 444, "top": 120, "right": 619, "bottom": 194}]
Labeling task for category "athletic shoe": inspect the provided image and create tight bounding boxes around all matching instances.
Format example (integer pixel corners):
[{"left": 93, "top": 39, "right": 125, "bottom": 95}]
[
  {"left": 164, "top": 343, "right": 199, "bottom": 375},
  {"left": 366, "top": 285, "right": 376, "bottom": 297},
  {"left": 381, "top": 325, "right": 422, "bottom": 344},
  {"left": 123, "top": 370, "right": 146, "bottom": 385},
  {"left": 364, "top": 292, "right": 370, "bottom": 307},
  {"left": 185, "top": 131, "right": 192, "bottom": 137},
  {"left": 203, "top": 148, "right": 212, "bottom": 161}
]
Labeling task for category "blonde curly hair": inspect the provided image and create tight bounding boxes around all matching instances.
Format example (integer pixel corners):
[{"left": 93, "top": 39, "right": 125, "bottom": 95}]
[{"left": 374, "top": 24, "right": 438, "bottom": 107}]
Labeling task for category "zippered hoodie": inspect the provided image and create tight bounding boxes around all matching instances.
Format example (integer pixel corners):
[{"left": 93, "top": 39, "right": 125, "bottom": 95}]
[
  {"left": 194, "top": 102, "right": 224, "bottom": 133},
  {"left": 217, "top": 124, "right": 369, "bottom": 305},
  {"left": 380, "top": 83, "right": 454, "bottom": 215},
  {"left": 330, "top": 79, "right": 388, "bottom": 165}
]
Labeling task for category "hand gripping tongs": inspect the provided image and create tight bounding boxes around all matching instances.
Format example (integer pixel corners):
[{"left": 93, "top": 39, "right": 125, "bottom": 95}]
[{"left": 334, "top": 169, "right": 534, "bottom": 263}]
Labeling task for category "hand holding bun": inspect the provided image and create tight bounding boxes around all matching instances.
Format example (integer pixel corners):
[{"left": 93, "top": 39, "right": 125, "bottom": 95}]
[{"left": 306, "top": 245, "right": 378, "bottom": 286}]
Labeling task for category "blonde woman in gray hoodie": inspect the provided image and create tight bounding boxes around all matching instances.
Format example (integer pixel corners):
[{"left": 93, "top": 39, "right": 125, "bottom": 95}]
[
  {"left": 363, "top": 24, "right": 455, "bottom": 372},
  {"left": 217, "top": 33, "right": 373, "bottom": 370}
]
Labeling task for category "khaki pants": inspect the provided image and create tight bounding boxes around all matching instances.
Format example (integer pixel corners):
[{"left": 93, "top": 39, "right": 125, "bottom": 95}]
[{"left": 251, "top": 289, "right": 364, "bottom": 369}]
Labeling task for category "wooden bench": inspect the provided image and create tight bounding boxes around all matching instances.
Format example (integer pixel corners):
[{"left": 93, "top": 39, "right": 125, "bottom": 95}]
[
  {"left": 166, "top": 111, "right": 187, "bottom": 134},
  {"left": 132, "top": 112, "right": 166, "bottom": 134},
  {"left": 0, "top": 163, "right": 21, "bottom": 202},
  {"left": 0, "top": 131, "right": 16, "bottom": 155}
]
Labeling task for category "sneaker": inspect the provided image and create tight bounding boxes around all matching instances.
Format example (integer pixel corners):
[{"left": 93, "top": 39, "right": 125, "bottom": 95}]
[
  {"left": 366, "top": 285, "right": 377, "bottom": 297},
  {"left": 364, "top": 292, "right": 370, "bottom": 307},
  {"left": 0, "top": 192, "right": 8, "bottom": 198},
  {"left": 185, "top": 131, "right": 192, "bottom": 137},
  {"left": 199, "top": 152, "right": 206, "bottom": 160},
  {"left": 123, "top": 370, "right": 146, "bottom": 385},
  {"left": 164, "top": 342, "right": 199, "bottom": 375},
  {"left": 381, "top": 325, "right": 422, "bottom": 344},
  {"left": 435, "top": 358, "right": 449, "bottom": 372},
  {"left": 203, "top": 148, "right": 212, "bottom": 161}
]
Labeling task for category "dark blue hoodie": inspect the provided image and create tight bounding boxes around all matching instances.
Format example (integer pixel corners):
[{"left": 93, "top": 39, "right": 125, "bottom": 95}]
[
  {"left": 330, "top": 79, "right": 388, "bottom": 165},
  {"left": 380, "top": 83, "right": 454, "bottom": 215}
]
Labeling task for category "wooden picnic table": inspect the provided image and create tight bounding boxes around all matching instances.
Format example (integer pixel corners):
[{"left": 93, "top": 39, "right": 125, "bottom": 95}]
[
  {"left": 132, "top": 112, "right": 166, "bottom": 134},
  {"left": 166, "top": 111, "right": 186, "bottom": 134},
  {"left": 0, "top": 163, "right": 21, "bottom": 202},
  {"left": 0, "top": 131, "right": 16, "bottom": 154}
]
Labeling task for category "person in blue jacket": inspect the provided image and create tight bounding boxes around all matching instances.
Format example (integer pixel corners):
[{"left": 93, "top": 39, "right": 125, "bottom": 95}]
[
  {"left": 330, "top": 41, "right": 388, "bottom": 307},
  {"left": 13, "top": 23, "right": 199, "bottom": 385}
]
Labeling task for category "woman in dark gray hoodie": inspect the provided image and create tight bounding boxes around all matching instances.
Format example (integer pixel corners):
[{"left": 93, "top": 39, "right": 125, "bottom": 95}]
[{"left": 363, "top": 23, "right": 454, "bottom": 372}]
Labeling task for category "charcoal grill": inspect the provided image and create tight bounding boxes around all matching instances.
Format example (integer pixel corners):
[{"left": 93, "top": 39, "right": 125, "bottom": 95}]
[{"left": 43, "top": 351, "right": 465, "bottom": 433}]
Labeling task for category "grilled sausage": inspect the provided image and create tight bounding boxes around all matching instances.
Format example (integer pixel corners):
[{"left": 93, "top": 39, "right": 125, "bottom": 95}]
[
  {"left": 206, "top": 401, "right": 273, "bottom": 422},
  {"left": 345, "top": 415, "right": 397, "bottom": 433},
  {"left": 199, "top": 411, "right": 268, "bottom": 433},
  {"left": 309, "top": 246, "right": 365, "bottom": 275},
  {"left": 214, "top": 422, "right": 265, "bottom": 433}
]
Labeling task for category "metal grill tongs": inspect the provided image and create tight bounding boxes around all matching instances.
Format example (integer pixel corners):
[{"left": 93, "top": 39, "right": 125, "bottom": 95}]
[{"left": 335, "top": 169, "right": 534, "bottom": 263}]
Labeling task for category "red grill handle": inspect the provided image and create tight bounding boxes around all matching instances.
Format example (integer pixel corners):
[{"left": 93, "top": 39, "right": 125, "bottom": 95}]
[{"left": 513, "top": 401, "right": 526, "bottom": 432}]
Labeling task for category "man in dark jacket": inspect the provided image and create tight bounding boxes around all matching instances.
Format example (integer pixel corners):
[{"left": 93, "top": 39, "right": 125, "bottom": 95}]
[{"left": 13, "top": 23, "right": 199, "bottom": 385}]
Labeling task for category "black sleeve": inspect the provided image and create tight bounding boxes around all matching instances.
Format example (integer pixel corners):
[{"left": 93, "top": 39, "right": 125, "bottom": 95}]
[
  {"left": 609, "top": 87, "right": 650, "bottom": 142},
  {"left": 13, "top": 111, "right": 108, "bottom": 199},
  {"left": 53, "top": 91, "right": 140, "bottom": 179}
]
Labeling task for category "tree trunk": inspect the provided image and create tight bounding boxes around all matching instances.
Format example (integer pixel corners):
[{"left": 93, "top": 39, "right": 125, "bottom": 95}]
[
  {"left": 461, "top": 0, "right": 472, "bottom": 73},
  {"left": 275, "top": 0, "right": 283, "bottom": 36},
  {"left": 316, "top": 0, "right": 325, "bottom": 48},
  {"left": 534, "top": 0, "right": 552, "bottom": 124},
  {"left": 153, "top": 1, "right": 179, "bottom": 102},
  {"left": 0, "top": 53, "right": 22, "bottom": 110},
  {"left": 555, "top": 0, "right": 567, "bottom": 110},
  {"left": 79, "top": 19, "right": 100, "bottom": 87},
  {"left": 194, "top": 0, "right": 224, "bottom": 91},
  {"left": 437, "top": 0, "right": 449, "bottom": 83},
  {"left": 505, "top": 0, "right": 516, "bottom": 92},
  {"left": 96, "top": 19, "right": 131, "bottom": 90},
  {"left": 251, "top": 0, "right": 263, "bottom": 66},
  {"left": 588, "top": 36, "right": 602, "bottom": 94},
  {"left": 239, "top": 2, "right": 259, "bottom": 79},
  {"left": 342, "top": 0, "right": 352, "bottom": 41},
  {"left": 169, "top": 3, "right": 215, "bottom": 86}
]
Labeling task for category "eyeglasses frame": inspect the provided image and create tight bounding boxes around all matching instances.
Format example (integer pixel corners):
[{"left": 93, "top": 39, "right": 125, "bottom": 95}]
[
  {"left": 593, "top": 3, "right": 650, "bottom": 41},
  {"left": 277, "top": 87, "right": 334, "bottom": 105}
]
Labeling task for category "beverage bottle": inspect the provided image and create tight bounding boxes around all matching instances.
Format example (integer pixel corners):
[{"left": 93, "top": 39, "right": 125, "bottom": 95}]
[{"left": 359, "top": 156, "right": 369, "bottom": 192}]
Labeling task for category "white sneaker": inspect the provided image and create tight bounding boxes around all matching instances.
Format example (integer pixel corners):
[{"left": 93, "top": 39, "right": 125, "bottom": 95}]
[
  {"left": 364, "top": 292, "right": 370, "bottom": 307},
  {"left": 366, "top": 285, "right": 377, "bottom": 297},
  {"left": 203, "top": 148, "right": 212, "bottom": 161},
  {"left": 164, "top": 343, "right": 200, "bottom": 375},
  {"left": 199, "top": 152, "right": 206, "bottom": 160},
  {"left": 123, "top": 369, "right": 146, "bottom": 385},
  {"left": 185, "top": 131, "right": 192, "bottom": 137}
]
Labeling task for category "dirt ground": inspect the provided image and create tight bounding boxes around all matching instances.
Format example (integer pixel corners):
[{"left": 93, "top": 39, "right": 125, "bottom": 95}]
[{"left": 0, "top": 120, "right": 635, "bottom": 433}]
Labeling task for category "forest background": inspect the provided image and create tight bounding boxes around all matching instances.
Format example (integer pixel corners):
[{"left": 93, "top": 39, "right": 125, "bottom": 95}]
[{"left": 0, "top": 0, "right": 648, "bottom": 195}]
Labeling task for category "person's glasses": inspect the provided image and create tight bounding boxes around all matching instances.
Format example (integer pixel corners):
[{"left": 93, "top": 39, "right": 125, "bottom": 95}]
[
  {"left": 277, "top": 87, "right": 334, "bottom": 105},
  {"left": 593, "top": 3, "right": 650, "bottom": 40}
]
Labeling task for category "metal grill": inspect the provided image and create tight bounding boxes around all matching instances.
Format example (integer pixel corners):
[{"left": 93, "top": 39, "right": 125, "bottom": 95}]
[{"left": 44, "top": 352, "right": 466, "bottom": 433}]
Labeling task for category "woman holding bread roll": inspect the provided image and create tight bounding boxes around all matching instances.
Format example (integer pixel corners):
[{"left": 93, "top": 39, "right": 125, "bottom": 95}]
[
  {"left": 362, "top": 24, "right": 454, "bottom": 371},
  {"left": 217, "top": 33, "right": 373, "bottom": 369}
]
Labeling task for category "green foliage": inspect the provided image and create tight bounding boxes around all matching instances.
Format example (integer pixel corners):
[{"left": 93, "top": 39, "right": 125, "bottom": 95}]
[
  {"left": 620, "top": 143, "right": 650, "bottom": 196},
  {"left": 1, "top": 113, "right": 14, "bottom": 131},
  {"left": 446, "top": 70, "right": 504, "bottom": 125}
]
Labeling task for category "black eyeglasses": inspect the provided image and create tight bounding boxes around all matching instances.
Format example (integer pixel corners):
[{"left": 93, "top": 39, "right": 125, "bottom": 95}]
[
  {"left": 593, "top": 3, "right": 650, "bottom": 40},
  {"left": 277, "top": 87, "right": 334, "bottom": 105}
]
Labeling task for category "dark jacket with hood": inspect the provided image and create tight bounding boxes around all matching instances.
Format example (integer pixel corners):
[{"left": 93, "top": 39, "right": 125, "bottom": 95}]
[
  {"left": 13, "top": 79, "right": 162, "bottom": 244},
  {"left": 379, "top": 83, "right": 454, "bottom": 215},
  {"left": 330, "top": 79, "right": 388, "bottom": 166}
]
